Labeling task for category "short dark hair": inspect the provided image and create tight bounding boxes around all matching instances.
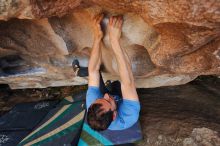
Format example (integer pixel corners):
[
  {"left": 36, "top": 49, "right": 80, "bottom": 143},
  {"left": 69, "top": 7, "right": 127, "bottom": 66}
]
[{"left": 87, "top": 103, "right": 113, "bottom": 131}]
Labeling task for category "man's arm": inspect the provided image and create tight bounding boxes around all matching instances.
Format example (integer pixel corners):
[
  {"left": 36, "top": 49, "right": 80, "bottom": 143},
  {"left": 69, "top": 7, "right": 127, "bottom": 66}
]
[
  {"left": 88, "top": 14, "right": 103, "bottom": 87},
  {"left": 108, "top": 16, "right": 139, "bottom": 101}
]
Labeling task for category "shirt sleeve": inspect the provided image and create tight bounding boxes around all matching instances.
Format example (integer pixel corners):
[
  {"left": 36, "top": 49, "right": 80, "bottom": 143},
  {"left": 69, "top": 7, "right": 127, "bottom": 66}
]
[
  {"left": 108, "top": 99, "right": 140, "bottom": 130},
  {"left": 86, "top": 86, "right": 103, "bottom": 109}
]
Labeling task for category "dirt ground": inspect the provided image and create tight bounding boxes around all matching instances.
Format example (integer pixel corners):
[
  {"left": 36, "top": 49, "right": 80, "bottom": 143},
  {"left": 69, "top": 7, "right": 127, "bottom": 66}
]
[
  {"left": 137, "top": 76, "right": 220, "bottom": 146},
  {"left": 0, "top": 76, "right": 220, "bottom": 146}
]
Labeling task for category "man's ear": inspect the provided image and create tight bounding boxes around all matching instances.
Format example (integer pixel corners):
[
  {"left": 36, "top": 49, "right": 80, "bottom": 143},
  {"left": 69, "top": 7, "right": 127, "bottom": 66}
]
[{"left": 113, "top": 111, "right": 117, "bottom": 121}]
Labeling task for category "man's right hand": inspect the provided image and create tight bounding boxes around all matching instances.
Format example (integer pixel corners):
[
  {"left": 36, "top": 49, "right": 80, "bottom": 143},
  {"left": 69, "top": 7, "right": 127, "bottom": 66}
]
[
  {"left": 92, "top": 14, "right": 104, "bottom": 41},
  {"left": 108, "top": 16, "right": 123, "bottom": 44}
]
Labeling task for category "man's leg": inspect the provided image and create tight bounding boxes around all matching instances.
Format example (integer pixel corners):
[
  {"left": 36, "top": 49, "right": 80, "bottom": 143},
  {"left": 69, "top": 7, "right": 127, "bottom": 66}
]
[
  {"left": 110, "top": 81, "right": 122, "bottom": 97},
  {"left": 72, "top": 59, "right": 109, "bottom": 94}
]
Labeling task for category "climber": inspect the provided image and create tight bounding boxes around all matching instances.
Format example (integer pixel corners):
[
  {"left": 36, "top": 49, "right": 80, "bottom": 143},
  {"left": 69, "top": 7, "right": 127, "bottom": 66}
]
[{"left": 72, "top": 14, "right": 140, "bottom": 131}]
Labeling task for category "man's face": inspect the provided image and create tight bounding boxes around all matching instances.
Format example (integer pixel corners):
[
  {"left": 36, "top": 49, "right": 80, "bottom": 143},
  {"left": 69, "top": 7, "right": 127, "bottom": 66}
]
[{"left": 93, "top": 93, "right": 117, "bottom": 114}]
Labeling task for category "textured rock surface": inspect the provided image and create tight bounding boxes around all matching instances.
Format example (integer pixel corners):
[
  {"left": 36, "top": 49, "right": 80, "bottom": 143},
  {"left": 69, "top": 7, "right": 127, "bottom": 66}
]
[
  {"left": 183, "top": 128, "right": 220, "bottom": 146},
  {"left": 137, "top": 76, "right": 220, "bottom": 146},
  {"left": 0, "top": 0, "right": 219, "bottom": 88}
]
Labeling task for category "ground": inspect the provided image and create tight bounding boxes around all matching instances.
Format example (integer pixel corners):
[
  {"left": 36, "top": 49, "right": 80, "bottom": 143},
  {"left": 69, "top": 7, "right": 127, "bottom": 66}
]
[
  {"left": 0, "top": 76, "right": 220, "bottom": 146},
  {"left": 137, "top": 76, "right": 220, "bottom": 146}
]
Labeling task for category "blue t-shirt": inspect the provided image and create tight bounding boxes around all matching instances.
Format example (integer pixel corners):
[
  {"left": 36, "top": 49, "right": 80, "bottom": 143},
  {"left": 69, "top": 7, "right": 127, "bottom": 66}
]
[{"left": 86, "top": 86, "right": 140, "bottom": 130}]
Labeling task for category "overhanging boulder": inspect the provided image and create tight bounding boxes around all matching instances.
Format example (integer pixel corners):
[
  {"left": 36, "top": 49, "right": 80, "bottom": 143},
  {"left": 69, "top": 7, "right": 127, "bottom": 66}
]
[{"left": 0, "top": 0, "right": 219, "bottom": 89}]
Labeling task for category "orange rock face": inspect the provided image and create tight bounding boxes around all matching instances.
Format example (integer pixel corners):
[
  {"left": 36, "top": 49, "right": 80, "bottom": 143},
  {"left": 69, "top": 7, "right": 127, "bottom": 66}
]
[{"left": 0, "top": 0, "right": 219, "bottom": 89}]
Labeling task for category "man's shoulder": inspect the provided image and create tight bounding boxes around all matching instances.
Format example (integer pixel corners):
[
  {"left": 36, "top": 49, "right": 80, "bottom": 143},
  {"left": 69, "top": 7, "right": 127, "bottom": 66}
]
[
  {"left": 108, "top": 99, "right": 140, "bottom": 130},
  {"left": 86, "top": 86, "right": 103, "bottom": 109},
  {"left": 87, "top": 86, "right": 102, "bottom": 96},
  {"left": 121, "top": 99, "right": 140, "bottom": 110}
]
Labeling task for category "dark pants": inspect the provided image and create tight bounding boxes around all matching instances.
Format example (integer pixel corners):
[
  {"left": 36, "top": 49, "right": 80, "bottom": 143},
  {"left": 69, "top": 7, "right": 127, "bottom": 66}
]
[{"left": 99, "top": 71, "right": 122, "bottom": 97}]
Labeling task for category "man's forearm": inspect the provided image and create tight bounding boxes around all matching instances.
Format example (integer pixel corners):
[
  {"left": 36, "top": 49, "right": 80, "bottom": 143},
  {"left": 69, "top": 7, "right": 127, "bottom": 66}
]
[
  {"left": 89, "top": 39, "right": 102, "bottom": 73},
  {"left": 88, "top": 39, "right": 102, "bottom": 87},
  {"left": 111, "top": 40, "right": 134, "bottom": 85}
]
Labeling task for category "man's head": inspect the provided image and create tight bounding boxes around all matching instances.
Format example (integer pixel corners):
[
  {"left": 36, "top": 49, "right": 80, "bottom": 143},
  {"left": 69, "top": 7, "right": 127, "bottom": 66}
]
[{"left": 87, "top": 93, "right": 117, "bottom": 131}]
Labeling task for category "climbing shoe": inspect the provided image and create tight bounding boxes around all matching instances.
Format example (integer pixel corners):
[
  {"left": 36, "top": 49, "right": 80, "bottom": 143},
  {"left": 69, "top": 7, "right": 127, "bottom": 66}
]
[{"left": 72, "top": 59, "right": 88, "bottom": 77}]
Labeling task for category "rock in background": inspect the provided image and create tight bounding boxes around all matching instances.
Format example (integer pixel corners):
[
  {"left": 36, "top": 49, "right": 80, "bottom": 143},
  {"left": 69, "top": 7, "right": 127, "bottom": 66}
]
[
  {"left": 137, "top": 76, "right": 220, "bottom": 146},
  {"left": 0, "top": 0, "right": 219, "bottom": 89}
]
